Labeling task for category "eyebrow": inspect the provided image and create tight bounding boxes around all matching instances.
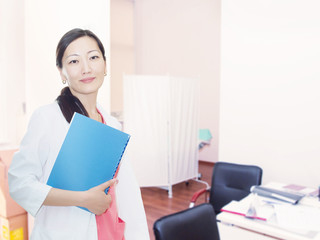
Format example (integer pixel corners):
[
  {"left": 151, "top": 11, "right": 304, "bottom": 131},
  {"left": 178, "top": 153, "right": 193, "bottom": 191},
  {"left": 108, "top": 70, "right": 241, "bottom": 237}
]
[{"left": 65, "top": 50, "right": 100, "bottom": 59}]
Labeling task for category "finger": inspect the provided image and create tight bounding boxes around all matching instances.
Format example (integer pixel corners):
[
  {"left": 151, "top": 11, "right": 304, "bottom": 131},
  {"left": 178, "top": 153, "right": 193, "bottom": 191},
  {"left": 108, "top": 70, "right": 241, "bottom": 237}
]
[{"left": 98, "top": 178, "right": 118, "bottom": 191}]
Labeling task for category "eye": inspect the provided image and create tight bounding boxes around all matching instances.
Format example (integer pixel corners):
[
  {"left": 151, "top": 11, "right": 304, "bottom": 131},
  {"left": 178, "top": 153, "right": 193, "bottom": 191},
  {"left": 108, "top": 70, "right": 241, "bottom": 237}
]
[
  {"left": 68, "top": 59, "right": 78, "bottom": 64},
  {"left": 90, "top": 55, "right": 100, "bottom": 60}
]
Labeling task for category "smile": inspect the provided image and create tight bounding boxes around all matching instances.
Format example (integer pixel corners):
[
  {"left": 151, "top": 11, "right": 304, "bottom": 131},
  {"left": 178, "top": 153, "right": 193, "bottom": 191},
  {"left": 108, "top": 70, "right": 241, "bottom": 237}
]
[{"left": 80, "top": 77, "right": 95, "bottom": 83}]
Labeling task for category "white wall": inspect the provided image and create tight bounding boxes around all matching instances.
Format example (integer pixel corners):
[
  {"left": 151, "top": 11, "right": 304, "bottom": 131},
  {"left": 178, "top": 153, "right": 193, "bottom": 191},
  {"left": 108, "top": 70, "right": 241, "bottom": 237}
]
[
  {"left": 219, "top": 0, "right": 320, "bottom": 188},
  {"left": 25, "top": 0, "right": 111, "bottom": 121},
  {"left": 0, "top": 0, "right": 25, "bottom": 145},
  {"left": 134, "top": 0, "right": 221, "bottom": 162},
  {"left": 1, "top": 0, "right": 111, "bottom": 147}
]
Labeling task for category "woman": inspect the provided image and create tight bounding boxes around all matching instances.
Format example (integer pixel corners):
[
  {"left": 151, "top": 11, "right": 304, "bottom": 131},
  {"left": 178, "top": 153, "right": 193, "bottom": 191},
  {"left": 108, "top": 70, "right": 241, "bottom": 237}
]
[{"left": 8, "top": 28, "right": 149, "bottom": 240}]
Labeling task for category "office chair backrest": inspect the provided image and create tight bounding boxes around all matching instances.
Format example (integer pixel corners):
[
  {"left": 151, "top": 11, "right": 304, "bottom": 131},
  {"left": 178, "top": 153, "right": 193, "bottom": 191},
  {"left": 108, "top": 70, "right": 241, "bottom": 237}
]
[
  {"left": 153, "top": 203, "right": 220, "bottom": 240},
  {"left": 210, "top": 161, "right": 262, "bottom": 214}
]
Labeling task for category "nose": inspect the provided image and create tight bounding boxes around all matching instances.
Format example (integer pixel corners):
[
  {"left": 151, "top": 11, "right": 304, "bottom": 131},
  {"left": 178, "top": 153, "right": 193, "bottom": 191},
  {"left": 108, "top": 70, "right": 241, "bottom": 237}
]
[{"left": 81, "top": 59, "right": 91, "bottom": 75}]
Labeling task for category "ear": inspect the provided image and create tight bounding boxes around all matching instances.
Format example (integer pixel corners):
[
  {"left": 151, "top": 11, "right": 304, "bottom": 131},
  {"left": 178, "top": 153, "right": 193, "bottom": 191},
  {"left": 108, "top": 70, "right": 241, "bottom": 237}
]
[{"left": 57, "top": 66, "right": 67, "bottom": 81}]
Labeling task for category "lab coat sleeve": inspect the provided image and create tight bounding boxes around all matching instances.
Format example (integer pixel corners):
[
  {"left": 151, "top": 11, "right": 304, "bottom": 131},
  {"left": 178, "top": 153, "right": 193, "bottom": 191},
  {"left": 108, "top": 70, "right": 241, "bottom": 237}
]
[
  {"left": 8, "top": 108, "right": 52, "bottom": 217},
  {"left": 116, "top": 155, "right": 150, "bottom": 240}
]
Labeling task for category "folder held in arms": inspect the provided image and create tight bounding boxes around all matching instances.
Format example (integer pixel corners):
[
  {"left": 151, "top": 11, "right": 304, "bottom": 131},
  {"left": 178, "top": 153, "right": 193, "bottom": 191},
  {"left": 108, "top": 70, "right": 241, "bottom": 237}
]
[
  {"left": 250, "top": 186, "right": 304, "bottom": 204},
  {"left": 47, "top": 113, "right": 130, "bottom": 212}
]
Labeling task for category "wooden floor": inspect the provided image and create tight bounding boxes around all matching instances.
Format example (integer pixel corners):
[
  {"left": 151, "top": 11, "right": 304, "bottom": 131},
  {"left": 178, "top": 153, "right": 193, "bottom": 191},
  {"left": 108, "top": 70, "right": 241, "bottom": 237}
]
[{"left": 140, "top": 161, "right": 214, "bottom": 240}]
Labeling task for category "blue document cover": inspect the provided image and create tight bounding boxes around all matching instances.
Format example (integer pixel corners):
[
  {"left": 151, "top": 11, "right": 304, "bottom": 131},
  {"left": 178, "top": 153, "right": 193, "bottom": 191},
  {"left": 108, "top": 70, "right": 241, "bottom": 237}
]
[{"left": 47, "top": 113, "right": 130, "bottom": 207}]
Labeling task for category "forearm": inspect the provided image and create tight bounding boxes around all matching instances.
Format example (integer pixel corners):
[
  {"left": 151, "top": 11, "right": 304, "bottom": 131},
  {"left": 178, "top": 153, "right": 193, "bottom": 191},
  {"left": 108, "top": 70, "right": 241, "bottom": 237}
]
[
  {"left": 42, "top": 179, "right": 116, "bottom": 215},
  {"left": 43, "top": 188, "right": 86, "bottom": 208}
]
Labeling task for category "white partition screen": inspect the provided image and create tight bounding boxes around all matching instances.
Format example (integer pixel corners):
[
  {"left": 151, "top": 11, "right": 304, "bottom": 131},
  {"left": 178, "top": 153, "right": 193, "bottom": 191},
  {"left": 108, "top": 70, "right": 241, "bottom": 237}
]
[{"left": 123, "top": 75, "right": 199, "bottom": 197}]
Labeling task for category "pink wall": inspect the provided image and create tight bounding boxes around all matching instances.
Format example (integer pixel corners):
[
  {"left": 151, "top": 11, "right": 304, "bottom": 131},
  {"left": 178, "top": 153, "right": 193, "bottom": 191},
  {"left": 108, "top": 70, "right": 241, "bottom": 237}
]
[
  {"left": 134, "top": 0, "right": 221, "bottom": 162},
  {"left": 110, "top": 0, "right": 135, "bottom": 115}
]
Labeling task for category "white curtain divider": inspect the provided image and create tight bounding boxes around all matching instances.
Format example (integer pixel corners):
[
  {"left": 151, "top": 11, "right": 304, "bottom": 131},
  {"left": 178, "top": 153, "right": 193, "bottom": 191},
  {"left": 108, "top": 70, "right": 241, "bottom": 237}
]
[{"left": 123, "top": 75, "right": 199, "bottom": 197}]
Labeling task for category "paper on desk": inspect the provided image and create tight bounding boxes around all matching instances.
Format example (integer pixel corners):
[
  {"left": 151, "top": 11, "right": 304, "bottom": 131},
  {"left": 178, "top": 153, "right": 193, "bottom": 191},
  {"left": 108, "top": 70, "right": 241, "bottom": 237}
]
[{"left": 274, "top": 204, "right": 320, "bottom": 232}]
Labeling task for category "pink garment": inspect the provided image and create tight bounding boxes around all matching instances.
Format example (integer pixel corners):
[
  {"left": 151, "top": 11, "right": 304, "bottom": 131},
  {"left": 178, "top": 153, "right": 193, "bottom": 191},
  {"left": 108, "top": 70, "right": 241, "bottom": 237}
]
[
  {"left": 96, "top": 186, "right": 125, "bottom": 240},
  {"left": 96, "top": 108, "right": 126, "bottom": 240}
]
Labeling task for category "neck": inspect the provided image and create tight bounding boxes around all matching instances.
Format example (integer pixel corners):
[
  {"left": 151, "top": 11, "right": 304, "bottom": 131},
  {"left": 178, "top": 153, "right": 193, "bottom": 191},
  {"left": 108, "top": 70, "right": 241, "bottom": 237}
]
[{"left": 69, "top": 89, "right": 101, "bottom": 122}]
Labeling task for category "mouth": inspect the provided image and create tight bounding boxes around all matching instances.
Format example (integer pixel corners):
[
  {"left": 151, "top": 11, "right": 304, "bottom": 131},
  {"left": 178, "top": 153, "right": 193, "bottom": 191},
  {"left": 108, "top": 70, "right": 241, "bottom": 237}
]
[{"left": 80, "top": 77, "right": 95, "bottom": 83}]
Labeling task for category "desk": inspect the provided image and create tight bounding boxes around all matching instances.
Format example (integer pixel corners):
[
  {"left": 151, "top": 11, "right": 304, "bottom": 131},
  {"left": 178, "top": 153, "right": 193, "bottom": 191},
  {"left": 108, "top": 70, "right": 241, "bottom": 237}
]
[{"left": 217, "top": 182, "right": 320, "bottom": 240}]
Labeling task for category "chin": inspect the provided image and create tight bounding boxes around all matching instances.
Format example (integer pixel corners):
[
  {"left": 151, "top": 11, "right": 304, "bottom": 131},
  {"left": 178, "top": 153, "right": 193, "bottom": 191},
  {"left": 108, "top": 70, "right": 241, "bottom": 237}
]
[{"left": 71, "top": 84, "right": 102, "bottom": 96}]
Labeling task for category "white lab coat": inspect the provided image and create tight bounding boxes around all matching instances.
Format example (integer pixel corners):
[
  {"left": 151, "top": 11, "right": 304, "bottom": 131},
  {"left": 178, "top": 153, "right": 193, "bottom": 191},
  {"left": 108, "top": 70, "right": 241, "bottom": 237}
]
[{"left": 8, "top": 102, "right": 149, "bottom": 240}]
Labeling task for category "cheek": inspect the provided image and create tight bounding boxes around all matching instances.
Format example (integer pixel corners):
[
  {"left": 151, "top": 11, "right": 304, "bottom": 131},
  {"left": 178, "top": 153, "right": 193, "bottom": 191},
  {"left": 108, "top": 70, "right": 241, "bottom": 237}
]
[
  {"left": 64, "top": 68, "right": 79, "bottom": 80},
  {"left": 96, "top": 62, "right": 106, "bottom": 74}
]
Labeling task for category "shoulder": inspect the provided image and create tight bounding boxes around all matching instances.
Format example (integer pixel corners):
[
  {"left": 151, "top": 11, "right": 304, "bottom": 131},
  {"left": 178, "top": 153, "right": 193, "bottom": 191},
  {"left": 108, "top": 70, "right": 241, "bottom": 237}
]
[
  {"left": 29, "top": 102, "right": 65, "bottom": 127},
  {"left": 32, "top": 102, "right": 61, "bottom": 117}
]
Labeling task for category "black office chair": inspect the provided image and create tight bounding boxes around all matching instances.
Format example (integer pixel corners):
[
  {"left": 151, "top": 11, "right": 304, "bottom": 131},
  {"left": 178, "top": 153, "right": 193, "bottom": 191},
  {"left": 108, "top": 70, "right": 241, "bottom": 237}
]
[
  {"left": 190, "top": 161, "right": 263, "bottom": 214},
  {"left": 153, "top": 203, "right": 220, "bottom": 240}
]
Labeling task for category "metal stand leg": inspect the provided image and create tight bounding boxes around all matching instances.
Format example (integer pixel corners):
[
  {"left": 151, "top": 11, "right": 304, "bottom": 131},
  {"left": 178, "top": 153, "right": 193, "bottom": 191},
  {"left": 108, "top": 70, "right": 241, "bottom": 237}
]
[{"left": 168, "top": 185, "right": 173, "bottom": 198}]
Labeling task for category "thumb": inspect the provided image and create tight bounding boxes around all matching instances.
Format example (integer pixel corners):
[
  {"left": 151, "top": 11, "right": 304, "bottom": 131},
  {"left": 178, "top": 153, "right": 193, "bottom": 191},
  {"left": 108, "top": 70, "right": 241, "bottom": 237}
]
[{"left": 97, "top": 178, "right": 118, "bottom": 191}]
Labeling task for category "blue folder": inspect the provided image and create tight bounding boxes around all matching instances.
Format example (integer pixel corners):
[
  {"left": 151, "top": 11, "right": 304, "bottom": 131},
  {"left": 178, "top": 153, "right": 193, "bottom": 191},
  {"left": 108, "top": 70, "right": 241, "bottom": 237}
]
[{"left": 47, "top": 113, "right": 130, "bottom": 211}]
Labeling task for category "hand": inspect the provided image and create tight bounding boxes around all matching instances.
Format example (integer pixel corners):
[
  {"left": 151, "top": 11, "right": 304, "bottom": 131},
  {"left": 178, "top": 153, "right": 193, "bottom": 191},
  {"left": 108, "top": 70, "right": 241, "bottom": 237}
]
[{"left": 83, "top": 179, "right": 118, "bottom": 215}]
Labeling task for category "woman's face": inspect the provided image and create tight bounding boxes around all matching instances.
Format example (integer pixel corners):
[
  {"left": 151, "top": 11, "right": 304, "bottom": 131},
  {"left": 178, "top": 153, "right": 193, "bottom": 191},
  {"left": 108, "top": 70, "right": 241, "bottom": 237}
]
[{"left": 58, "top": 36, "right": 106, "bottom": 99}]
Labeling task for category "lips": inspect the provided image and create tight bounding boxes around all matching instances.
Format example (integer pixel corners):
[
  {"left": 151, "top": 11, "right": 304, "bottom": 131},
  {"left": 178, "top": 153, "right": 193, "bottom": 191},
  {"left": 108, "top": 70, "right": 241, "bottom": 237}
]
[{"left": 80, "top": 77, "right": 95, "bottom": 83}]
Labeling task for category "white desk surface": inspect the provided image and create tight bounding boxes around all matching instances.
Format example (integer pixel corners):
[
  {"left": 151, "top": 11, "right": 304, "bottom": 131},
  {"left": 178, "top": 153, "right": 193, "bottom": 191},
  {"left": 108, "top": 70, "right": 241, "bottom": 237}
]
[
  {"left": 218, "top": 221, "right": 281, "bottom": 240},
  {"left": 217, "top": 182, "right": 320, "bottom": 240}
]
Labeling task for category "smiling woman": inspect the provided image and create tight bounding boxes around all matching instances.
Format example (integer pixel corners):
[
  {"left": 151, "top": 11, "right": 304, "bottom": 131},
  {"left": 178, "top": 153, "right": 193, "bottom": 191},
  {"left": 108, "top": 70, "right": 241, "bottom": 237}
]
[{"left": 8, "top": 28, "right": 149, "bottom": 240}]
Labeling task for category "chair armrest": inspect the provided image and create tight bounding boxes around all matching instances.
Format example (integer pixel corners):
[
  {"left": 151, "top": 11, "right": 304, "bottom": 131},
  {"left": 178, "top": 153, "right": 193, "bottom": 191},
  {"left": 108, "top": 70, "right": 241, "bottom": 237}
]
[{"left": 189, "top": 188, "right": 210, "bottom": 208}]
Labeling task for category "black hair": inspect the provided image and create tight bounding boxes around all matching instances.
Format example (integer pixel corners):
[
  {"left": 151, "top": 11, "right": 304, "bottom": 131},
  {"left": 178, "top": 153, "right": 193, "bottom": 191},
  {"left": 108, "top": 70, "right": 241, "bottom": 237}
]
[
  {"left": 56, "top": 87, "right": 89, "bottom": 123},
  {"left": 56, "top": 28, "right": 106, "bottom": 68},
  {"left": 55, "top": 28, "right": 106, "bottom": 123}
]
